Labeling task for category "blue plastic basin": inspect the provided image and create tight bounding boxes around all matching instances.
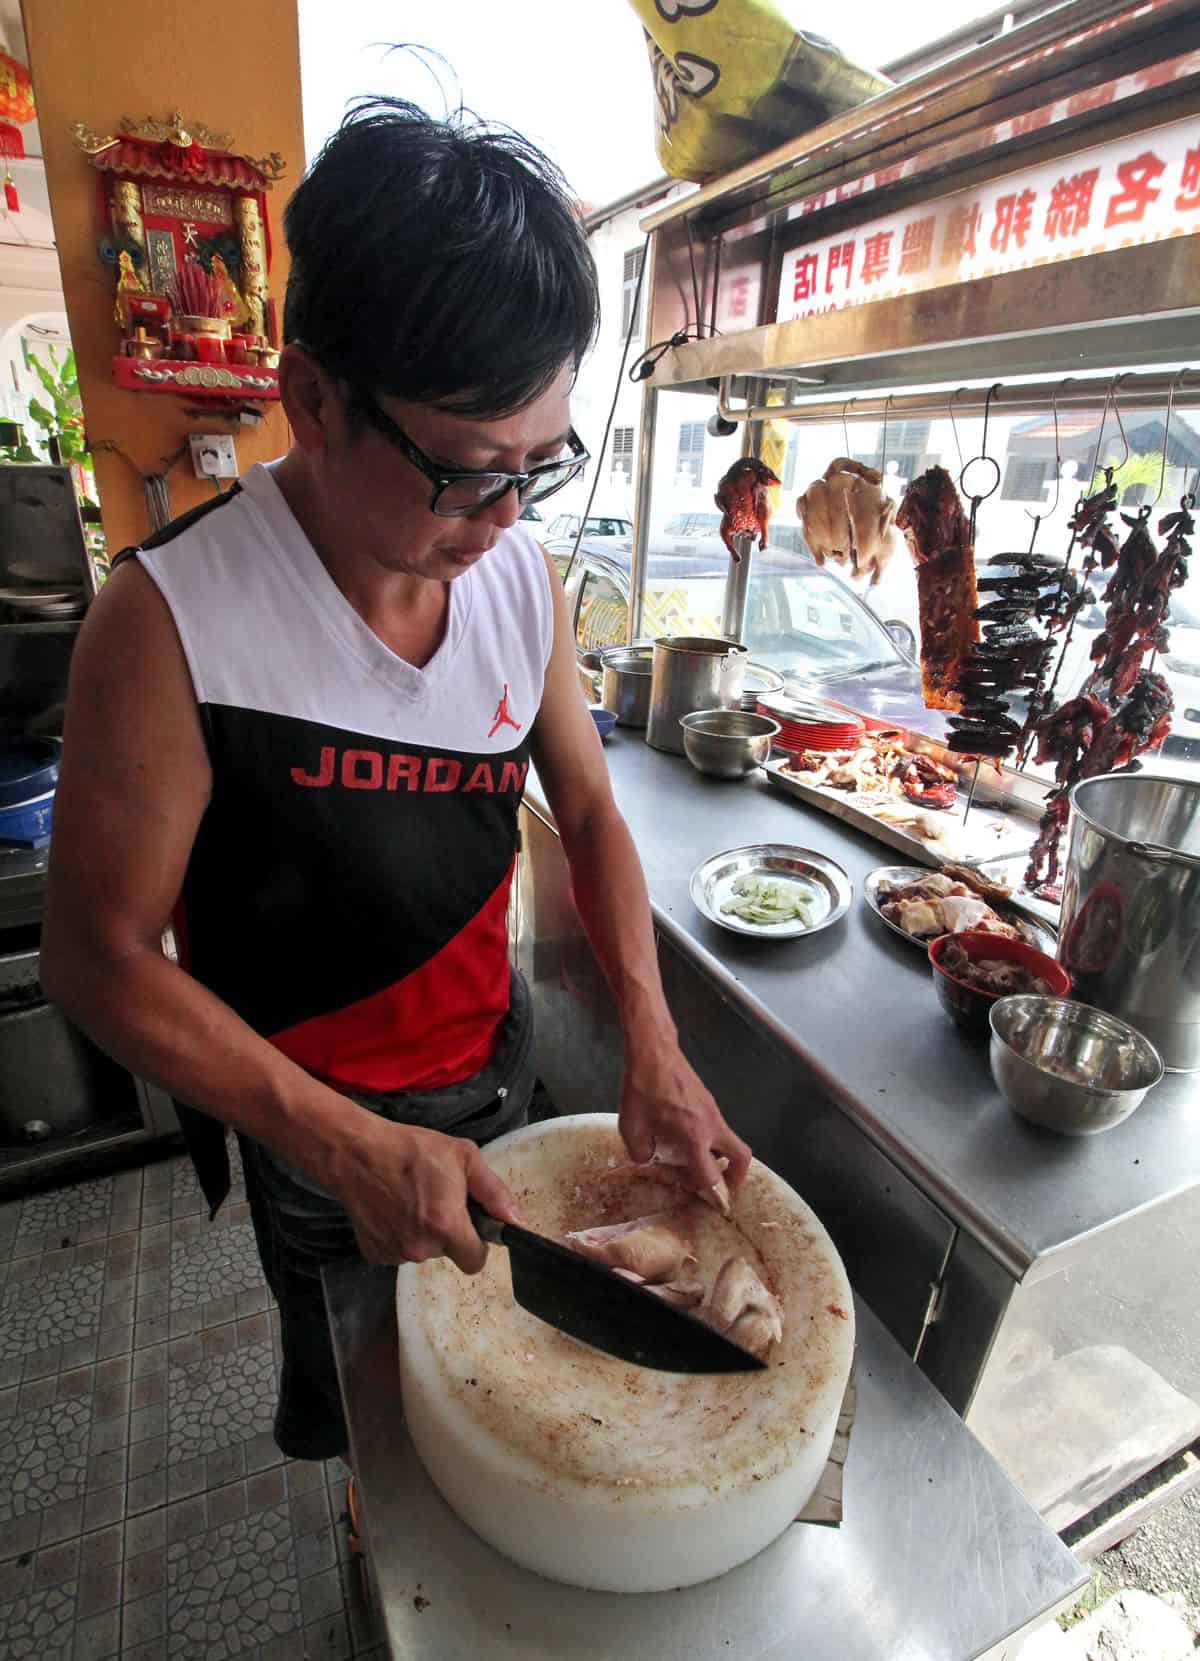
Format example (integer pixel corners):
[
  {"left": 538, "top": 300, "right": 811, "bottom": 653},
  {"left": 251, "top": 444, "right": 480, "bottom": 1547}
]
[
  {"left": 0, "top": 789, "right": 54, "bottom": 847},
  {"left": 0, "top": 738, "right": 60, "bottom": 809}
]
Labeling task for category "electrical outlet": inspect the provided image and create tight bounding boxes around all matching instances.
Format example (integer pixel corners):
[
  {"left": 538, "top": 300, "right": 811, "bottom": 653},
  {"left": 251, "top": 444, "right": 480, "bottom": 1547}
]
[{"left": 189, "top": 434, "right": 238, "bottom": 479}]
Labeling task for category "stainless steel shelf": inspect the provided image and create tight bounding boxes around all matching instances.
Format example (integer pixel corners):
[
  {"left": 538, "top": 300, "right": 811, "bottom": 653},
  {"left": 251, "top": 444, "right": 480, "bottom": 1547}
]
[{"left": 651, "top": 241, "right": 1200, "bottom": 397}]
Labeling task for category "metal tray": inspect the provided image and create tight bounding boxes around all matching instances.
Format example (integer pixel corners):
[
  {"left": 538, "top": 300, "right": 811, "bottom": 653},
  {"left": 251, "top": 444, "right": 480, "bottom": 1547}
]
[
  {"left": 761, "top": 754, "right": 1035, "bottom": 870},
  {"left": 690, "top": 843, "right": 852, "bottom": 940},
  {"left": 863, "top": 866, "right": 1058, "bottom": 954}
]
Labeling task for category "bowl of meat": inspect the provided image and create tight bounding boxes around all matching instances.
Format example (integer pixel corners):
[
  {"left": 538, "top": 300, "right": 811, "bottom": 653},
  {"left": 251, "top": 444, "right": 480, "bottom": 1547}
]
[
  {"left": 989, "top": 997, "right": 1164, "bottom": 1135},
  {"left": 928, "top": 931, "right": 1070, "bottom": 1033}
]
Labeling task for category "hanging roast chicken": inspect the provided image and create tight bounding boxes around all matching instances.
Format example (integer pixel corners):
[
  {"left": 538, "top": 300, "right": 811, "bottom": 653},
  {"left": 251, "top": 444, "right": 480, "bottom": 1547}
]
[
  {"left": 714, "top": 457, "right": 780, "bottom": 560},
  {"left": 797, "top": 457, "right": 898, "bottom": 587}
]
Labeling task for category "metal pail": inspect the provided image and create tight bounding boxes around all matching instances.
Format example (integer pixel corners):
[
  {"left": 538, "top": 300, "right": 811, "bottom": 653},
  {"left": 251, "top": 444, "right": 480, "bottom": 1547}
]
[
  {"left": 1060, "top": 772, "right": 1200, "bottom": 1071},
  {"left": 646, "top": 637, "right": 748, "bottom": 755}
]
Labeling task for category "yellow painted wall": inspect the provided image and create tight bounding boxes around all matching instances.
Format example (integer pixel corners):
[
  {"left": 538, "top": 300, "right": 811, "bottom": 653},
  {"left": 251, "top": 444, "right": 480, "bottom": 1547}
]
[{"left": 21, "top": 0, "right": 304, "bottom": 553}]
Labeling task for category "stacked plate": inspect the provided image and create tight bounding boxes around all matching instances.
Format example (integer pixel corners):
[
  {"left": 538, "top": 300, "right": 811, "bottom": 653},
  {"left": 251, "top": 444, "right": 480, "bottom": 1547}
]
[
  {"left": 739, "top": 661, "right": 786, "bottom": 713},
  {"left": 0, "top": 585, "right": 87, "bottom": 620},
  {"left": 755, "top": 691, "right": 865, "bottom": 755}
]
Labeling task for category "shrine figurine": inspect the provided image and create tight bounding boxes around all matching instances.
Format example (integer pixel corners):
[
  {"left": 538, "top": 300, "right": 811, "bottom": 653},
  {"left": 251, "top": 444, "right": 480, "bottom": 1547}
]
[
  {"left": 113, "top": 248, "right": 144, "bottom": 324},
  {"left": 210, "top": 252, "right": 249, "bottom": 329}
]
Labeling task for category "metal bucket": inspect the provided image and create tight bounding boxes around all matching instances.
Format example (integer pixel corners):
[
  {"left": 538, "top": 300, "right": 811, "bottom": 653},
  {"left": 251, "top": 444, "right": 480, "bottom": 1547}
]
[
  {"left": 600, "top": 649, "right": 653, "bottom": 728},
  {"left": 646, "top": 637, "right": 748, "bottom": 755},
  {"left": 1059, "top": 772, "right": 1200, "bottom": 1071}
]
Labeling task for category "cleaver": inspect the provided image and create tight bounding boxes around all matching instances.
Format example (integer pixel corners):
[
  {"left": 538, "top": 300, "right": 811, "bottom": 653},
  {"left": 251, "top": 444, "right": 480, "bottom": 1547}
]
[{"left": 469, "top": 1201, "right": 766, "bottom": 1374}]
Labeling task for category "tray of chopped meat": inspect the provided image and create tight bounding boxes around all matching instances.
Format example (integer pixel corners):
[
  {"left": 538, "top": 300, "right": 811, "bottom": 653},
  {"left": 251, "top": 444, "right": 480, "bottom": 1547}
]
[
  {"left": 863, "top": 865, "right": 1057, "bottom": 954},
  {"left": 761, "top": 736, "right": 1035, "bottom": 869}
]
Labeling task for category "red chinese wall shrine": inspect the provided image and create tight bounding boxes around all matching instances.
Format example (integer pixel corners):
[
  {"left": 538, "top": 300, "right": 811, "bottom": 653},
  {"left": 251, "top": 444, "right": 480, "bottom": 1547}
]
[{"left": 22, "top": 0, "right": 304, "bottom": 554}]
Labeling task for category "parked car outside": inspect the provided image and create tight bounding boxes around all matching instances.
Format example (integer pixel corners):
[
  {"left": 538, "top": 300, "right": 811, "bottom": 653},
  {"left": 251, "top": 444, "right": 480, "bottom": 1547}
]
[
  {"left": 544, "top": 512, "right": 633, "bottom": 539},
  {"left": 548, "top": 534, "right": 941, "bottom": 734},
  {"left": 662, "top": 512, "right": 722, "bottom": 538},
  {"left": 548, "top": 535, "right": 1200, "bottom": 767}
]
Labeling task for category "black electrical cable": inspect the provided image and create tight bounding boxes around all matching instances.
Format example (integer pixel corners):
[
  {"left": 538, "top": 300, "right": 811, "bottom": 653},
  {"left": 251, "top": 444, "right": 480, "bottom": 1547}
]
[
  {"left": 559, "top": 231, "right": 652, "bottom": 592},
  {"left": 561, "top": 228, "right": 721, "bottom": 595}
]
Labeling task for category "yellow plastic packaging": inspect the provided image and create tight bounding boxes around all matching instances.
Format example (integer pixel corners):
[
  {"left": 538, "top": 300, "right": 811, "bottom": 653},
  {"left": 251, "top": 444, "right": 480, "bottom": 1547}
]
[{"left": 628, "top": 0, "right": 891, "bottom": 184}]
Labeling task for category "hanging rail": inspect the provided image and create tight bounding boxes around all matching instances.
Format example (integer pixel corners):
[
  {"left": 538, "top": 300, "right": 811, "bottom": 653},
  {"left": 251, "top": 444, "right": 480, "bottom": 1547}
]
[{"left": 716, "top": 369, "right": 1198, "bottom": 428}]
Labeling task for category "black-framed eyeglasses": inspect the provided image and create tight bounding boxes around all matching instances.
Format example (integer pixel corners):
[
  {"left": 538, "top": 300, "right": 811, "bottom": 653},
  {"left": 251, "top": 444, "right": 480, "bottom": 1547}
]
[{"left": 357, "top": 391, "right": 590, "bottom": 518}]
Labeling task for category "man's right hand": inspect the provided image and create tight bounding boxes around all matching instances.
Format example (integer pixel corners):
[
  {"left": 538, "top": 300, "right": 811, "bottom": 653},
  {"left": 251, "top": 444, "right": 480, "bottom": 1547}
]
[{"left": 329, "top": 1114, "right": 524, "bottom": 1275}]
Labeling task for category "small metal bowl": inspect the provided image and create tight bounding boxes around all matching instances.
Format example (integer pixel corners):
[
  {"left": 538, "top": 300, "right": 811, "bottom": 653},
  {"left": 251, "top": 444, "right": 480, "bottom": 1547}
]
[
  {"left": 989, "top": 996, "right": 1164, "bottom": 1136},
  {"left": 680, "top": 710, "right": 781, "bottom": 780}
]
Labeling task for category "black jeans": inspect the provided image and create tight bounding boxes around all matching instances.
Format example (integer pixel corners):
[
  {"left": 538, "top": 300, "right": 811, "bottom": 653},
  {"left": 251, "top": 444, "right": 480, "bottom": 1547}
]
[{"left": 238, "top": 973, "right": 535, "bottom": 1462}]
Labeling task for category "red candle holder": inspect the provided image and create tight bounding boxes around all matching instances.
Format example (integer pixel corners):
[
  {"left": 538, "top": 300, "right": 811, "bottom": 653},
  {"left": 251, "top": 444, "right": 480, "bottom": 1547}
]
[{"left": 193, "top": 332, "right": 226, "bottom": 366}]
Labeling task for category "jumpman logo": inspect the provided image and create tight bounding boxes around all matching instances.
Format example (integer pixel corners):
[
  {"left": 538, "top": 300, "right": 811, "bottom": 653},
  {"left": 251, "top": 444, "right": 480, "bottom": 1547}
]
[{"left": 488, "top": 683, "right": 522, "bottom": 738}]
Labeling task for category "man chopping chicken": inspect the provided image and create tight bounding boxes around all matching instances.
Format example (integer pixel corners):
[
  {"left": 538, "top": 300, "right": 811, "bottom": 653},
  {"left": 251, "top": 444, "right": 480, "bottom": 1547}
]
[{"left": 41, "top": 100, "right": 750, "bottom": 1469}]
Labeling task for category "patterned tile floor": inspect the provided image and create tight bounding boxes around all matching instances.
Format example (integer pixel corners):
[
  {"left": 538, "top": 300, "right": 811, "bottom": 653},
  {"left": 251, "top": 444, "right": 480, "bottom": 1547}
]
[{"left": 0, "top": 1145, "right": 388, "bottom": 1660}]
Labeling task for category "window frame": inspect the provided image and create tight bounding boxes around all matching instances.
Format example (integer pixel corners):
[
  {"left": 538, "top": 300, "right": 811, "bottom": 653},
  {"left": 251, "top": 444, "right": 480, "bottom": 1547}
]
[
  {"left": 676, "top": 421, "right": 707, "bottom": 488},
  {"left": 621, "top": 248, "right": 645, "bottom": 340}
]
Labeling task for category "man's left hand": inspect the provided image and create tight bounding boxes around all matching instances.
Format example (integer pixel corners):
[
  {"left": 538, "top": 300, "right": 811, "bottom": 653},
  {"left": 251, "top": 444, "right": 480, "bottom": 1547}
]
[{"left": 619, "top": 1041, "right": 751, "bottom": 1203}]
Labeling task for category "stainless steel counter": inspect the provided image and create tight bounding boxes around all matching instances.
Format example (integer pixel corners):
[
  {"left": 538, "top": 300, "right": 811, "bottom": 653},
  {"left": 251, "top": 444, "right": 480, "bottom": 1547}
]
[
  {"left": 529, "top": 739, "right": 1200, "bottom": 1284},
  {"left": 325, "top": 1259, "right": 1085, "bottom": 1661}
]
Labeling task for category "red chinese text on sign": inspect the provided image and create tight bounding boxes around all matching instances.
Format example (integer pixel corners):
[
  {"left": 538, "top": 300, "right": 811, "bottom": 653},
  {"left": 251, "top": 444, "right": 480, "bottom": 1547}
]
[
  {"left": 1177, "top": 144, "right": 1200, "bottom": 213},
  {"left": 991, "top": 188, "right": 1037, "bottom": 254},
  {"left": 941, "top": 201, "right": 982, "bottom": 265},
  {"left": 1105, "top": 150, "right": 1166, "bottom": 227},
  {"left": 861, "top": 230, "right": 893, "bottom": 284},
  {"left": 826, "top": 240, "right": 855, "bottom": 294},
  {"left": 792, "top": 252, "right": 819, "bottom": 304},
  {"left": 1044, "top": 169, "right": 1100, "bottom": 240},
  {"left": 898, "top": 217, "right": 935, "bottom": 275}
]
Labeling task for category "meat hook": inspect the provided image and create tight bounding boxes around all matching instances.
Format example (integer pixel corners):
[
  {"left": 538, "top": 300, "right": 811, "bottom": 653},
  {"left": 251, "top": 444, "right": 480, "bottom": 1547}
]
[
  {"left": 1151, "top": 372, "right": 1179, "bottom": 508},
  {"left": 1080, "top": 378, "right": 1115, "bottom": 505},
  {"left": 879, "top": 394, "right": 893, "bottom": 477},
  {"left": 948, "top": 386, "right": 968, "bottom": 476},
  {"left": 841, "top": 396, "right": 856, "bottom": 458},
  {"left": 1108, "top": 371, "right": 1131, "bottom": 476},
  {"left": 960, "top": 381, "right": 1002, "bottom": 540},
  {"left": 1025, "top": 379, "right": 1065, "bottom": 540}
]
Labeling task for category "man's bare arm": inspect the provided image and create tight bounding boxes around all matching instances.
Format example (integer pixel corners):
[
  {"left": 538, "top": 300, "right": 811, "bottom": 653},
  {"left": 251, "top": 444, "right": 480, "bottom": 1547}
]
[
  {"left": 40, "top": 561, "right": 518, "bottom": 1269},
  {"left": 529, "top": 550, "right": 750, "bottom": 1194}
]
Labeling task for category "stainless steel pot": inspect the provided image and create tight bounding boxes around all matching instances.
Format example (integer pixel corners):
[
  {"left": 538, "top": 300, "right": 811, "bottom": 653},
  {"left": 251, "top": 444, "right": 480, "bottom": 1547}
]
[
  {"left": 646, "top": 637, "right": 748, "bottom": 755},
  {"left": 0, "top": 998, "right": 114, "bottom": 1143},
  {"left": 600, "top": 649, "right": 653, "bottom": 728},
  {"left": 1059, "top": 772, "right": 1200, "bottom": 1071}
]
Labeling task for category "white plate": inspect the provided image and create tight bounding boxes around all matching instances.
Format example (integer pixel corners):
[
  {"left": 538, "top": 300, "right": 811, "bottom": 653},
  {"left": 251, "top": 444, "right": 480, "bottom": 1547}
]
[
  {"left": 863, "top": 866, "right": 1058, "bottom": 953},
  {"left": 0, "top": 587, "right": 80, "bottom": 606},
  {"left": 690, "top": 843, "right": 852, "bottom": 939}
]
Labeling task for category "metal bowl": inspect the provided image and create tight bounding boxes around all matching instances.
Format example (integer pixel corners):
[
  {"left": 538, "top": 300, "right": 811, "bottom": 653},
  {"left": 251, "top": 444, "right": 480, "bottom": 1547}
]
[
  {"left": 680, "top": 710, "right": 781, "bottom": 780},
  {"left": 989, "top": 996, "right": 1164, "bottom": 1136},
  {"left": 690, "top": 843, "right": 852, "bottom": 939}
]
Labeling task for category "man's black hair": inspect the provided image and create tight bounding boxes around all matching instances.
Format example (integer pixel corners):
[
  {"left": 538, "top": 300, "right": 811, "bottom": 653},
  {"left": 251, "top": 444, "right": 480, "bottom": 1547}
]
[{"left": 283, "top": 97, "right": 599, "bottom": 421}]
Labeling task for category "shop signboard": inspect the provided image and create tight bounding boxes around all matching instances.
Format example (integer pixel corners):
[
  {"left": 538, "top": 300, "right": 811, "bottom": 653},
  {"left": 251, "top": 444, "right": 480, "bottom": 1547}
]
[{"left": 777, "top": 114, "right": 1200, "bottom": 325}]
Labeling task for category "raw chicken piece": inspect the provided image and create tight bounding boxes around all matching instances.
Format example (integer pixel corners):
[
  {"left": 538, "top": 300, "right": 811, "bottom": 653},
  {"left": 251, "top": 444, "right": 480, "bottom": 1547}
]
[
  {"left": 700, "top": 1256, "right": 784, "bottom": 1357},
  {"left": 715, "top": 458, "right": 779, "bottom": 561},
  {"left": 728, "top": 1306, "right": 785, "bottom": 1355},
  {"left": 880, "top": 873, "right": 958, "bottom": 902},
  {"left": 890, "top": 898, "right": 942, "bottom": 937},
  {"left": 564, "top": 1213, "right": 696, "bottom": 1284},
  {"left": 645, "top": 1280, "right": 706, "bottom": 1310},
  {"left": 604, "top": 1146, "right": 733, "bottom": 1217},
  {"left": 936, "top": 895, "right": 994, "bottom": 933}
]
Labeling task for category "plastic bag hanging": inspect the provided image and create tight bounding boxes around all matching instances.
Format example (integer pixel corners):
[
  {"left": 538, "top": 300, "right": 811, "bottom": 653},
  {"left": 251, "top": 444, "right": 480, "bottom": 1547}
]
[{"left": 627, "top": 0, "right": 891, "bottom": 184}]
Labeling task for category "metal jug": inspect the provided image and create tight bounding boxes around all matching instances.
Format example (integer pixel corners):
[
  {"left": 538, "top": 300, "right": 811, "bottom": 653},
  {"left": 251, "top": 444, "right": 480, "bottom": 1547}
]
[
  {"left": 1059, "top": 772, "right": 1200, "bottom": 1071},
  {"left": 646, "top": 637, "right": 748, "bottom": 755}
]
